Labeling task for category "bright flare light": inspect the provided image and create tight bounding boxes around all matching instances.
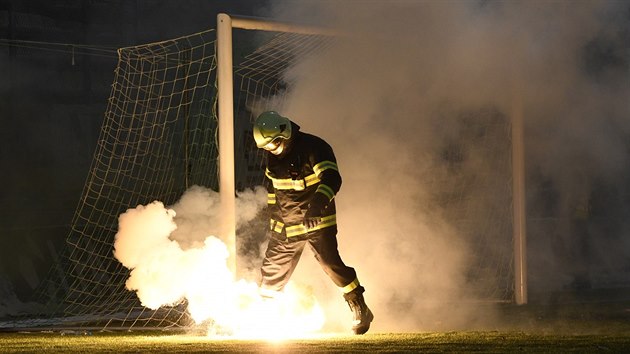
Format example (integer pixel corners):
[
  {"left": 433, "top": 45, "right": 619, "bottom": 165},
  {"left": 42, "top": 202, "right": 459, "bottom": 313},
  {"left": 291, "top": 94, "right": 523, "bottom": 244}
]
[
  {"left": 114, "top": 201, "right": 325, "bottom": 340},
  {"left": 209, "top": 282, "right": 326, "bottom": 340}
]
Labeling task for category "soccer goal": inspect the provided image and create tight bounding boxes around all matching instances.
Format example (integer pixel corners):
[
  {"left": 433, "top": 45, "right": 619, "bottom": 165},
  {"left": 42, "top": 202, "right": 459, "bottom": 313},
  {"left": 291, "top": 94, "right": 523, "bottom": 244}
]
[{"left": 12, "top": 13, "right": 526, "bottom": 331}]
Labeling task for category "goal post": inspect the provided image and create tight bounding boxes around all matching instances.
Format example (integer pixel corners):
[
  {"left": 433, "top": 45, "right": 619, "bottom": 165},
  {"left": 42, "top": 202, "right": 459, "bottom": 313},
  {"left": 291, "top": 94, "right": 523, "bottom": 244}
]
[
  {"left": 216, "top": 12, "right": 527, "bottom": 304},
  {"left": 216, "top": 13, "right": 236, "bottom": 276},
  {"left": 512, "top": 75, "right": 528, "bottom": 305}
]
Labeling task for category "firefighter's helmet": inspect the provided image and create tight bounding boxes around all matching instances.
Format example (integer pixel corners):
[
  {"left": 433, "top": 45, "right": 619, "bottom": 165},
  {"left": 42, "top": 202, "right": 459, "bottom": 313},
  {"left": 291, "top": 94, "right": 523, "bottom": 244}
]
[{"left": 253, "top": 111, "right": 292, "bottom": 149}]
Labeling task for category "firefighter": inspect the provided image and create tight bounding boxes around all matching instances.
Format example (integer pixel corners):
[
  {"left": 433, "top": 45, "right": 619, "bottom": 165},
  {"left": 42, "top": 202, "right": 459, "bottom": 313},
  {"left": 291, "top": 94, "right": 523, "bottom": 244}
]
[{"left": 253, "top": 111, "right": 374, "bottom": 335}]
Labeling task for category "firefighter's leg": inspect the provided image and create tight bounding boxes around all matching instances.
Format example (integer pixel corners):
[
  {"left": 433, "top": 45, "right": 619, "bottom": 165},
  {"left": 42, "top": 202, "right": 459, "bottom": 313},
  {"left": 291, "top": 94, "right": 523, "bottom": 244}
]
[
  {"left": 260, "top": 234, "right": 306, "bottom": 297},
  {"left": 308, "top": 227, "right": 374, "bottom": 334},
  {"left": 307, "top": 227, "right": 357, "bottom": 287}
]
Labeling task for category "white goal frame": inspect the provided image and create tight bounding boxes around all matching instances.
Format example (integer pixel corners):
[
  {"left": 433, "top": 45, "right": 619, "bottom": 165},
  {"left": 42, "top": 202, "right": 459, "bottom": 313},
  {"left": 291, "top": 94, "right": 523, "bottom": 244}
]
[{"left": 215, "top": 13, "right": 527, "bottom": 304}]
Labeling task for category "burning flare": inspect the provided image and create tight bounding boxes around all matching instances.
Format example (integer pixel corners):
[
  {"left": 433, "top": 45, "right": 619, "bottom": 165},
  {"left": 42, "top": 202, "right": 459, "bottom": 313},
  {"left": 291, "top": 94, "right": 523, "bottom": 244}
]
[{"left": 114, "top": 194, "right": 325, "bottom": 338}]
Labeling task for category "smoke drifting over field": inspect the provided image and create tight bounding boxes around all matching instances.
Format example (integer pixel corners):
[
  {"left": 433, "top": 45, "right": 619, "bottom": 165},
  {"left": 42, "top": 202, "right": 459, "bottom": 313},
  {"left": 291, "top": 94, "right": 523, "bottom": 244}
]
[{"left": 256, "top": 0, "right": 630, "bottom": 331}]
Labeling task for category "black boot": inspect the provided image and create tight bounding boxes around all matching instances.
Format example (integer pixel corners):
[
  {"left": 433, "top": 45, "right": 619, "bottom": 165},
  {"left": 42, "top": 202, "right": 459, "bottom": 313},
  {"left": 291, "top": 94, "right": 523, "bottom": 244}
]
[{"left": 343, "top": 286, "right": 374, "bottom": 335}]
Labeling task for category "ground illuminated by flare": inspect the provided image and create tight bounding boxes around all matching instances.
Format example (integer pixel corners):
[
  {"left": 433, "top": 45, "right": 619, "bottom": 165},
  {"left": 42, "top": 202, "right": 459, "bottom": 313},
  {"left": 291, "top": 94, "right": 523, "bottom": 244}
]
[
  {"left": 114, "top": 201, "right": 327, "bottom": 340},
  {"left": 203, "top": 283, "right": 327, "bottom": 340}
]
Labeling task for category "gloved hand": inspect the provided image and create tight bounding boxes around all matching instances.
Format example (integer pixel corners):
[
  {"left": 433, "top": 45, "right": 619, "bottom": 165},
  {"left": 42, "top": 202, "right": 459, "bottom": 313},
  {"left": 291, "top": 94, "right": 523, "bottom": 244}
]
[
  {"left": 304, "top": 207, "right": 322, "bottom": 229},
  {"left": 303, "top": 193, "right": 329, "bottom": 229}
]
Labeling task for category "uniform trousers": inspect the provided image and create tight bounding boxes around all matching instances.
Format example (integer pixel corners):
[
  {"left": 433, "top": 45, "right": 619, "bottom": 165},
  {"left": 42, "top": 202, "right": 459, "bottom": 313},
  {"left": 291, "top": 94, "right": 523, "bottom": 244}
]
[{"left": 260, "top": 226, "right": 357, "bottom": 292}]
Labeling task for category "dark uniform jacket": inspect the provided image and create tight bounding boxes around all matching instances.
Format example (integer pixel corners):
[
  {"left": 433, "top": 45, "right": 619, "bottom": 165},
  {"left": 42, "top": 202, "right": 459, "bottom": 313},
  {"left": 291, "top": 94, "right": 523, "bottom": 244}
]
[{"left": 264, "top": 123, "right": 342, "bottom": 238}]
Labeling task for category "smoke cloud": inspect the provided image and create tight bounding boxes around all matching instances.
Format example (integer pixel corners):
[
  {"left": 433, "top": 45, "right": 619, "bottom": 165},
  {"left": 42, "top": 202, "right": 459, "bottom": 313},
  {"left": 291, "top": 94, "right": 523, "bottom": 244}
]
[
  {"left": 113, "top": 185, "right": 268, "bottom": 327},
  {"left": 256, "top": 0, "right": 630, "bottom": 332}
]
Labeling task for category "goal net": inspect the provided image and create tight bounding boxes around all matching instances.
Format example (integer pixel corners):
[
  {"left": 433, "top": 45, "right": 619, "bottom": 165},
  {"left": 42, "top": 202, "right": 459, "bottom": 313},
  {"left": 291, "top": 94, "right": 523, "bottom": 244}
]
[
  {"left": 12, "top": 20, "right": 516, "bottom": 330},
  {"left": 29, "top": 30, "right": 220, "bottom": 329}
]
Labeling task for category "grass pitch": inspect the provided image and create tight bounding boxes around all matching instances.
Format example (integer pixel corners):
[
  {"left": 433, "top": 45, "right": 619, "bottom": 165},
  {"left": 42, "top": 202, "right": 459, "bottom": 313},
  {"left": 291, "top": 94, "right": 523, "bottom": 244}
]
[
  {"left": 2, "top": 290, "right": 630, "bottom": 353},
  {"left": 1, "top": 331, "right": 630, "bottom": 353}
]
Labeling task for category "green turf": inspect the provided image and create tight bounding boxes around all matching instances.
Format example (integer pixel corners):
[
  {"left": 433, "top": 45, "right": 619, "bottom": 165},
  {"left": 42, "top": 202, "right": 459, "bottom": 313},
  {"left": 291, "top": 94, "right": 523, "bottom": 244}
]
[
  {"left": 1, "top": 331, "right": 629, "bottom": 353},
  {"left": 2, "top": 290, "right": 629, "bottom": 352}
]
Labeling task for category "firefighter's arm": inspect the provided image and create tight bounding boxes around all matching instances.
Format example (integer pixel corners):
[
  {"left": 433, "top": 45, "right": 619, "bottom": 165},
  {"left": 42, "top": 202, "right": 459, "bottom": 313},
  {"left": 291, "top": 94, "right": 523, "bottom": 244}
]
[
  {"left": 264, "top": 168, "right": 281, "bottom": 218},
  {"left": 311, "top": 138, "right": 342, "bottom": 200},
  {"left": 316, "top": 166, "right": 342, "bottom": 201},
  {"left": 304, "top": 160, "right": 342, "bottom": 228}
]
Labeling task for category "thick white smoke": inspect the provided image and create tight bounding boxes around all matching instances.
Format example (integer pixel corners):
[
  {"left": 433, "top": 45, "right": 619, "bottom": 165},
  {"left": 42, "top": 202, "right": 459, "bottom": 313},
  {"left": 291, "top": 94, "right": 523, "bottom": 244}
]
[
  {"left": 257, "top": 0, "right": 630, "bottom": 332},
  {"left": 113, "top": 185, "right": 268, "bottom": 326}
]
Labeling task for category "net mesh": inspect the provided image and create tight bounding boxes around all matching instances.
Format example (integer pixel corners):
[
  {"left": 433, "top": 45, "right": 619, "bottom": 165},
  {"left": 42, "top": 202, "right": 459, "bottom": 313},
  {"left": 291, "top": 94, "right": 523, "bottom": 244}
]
[
  {"left": 31, "top": 30, "right": 219, "bottom": 329},
  {"left": 11, "top": 26, "right": 514, "bottom": 330}
]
